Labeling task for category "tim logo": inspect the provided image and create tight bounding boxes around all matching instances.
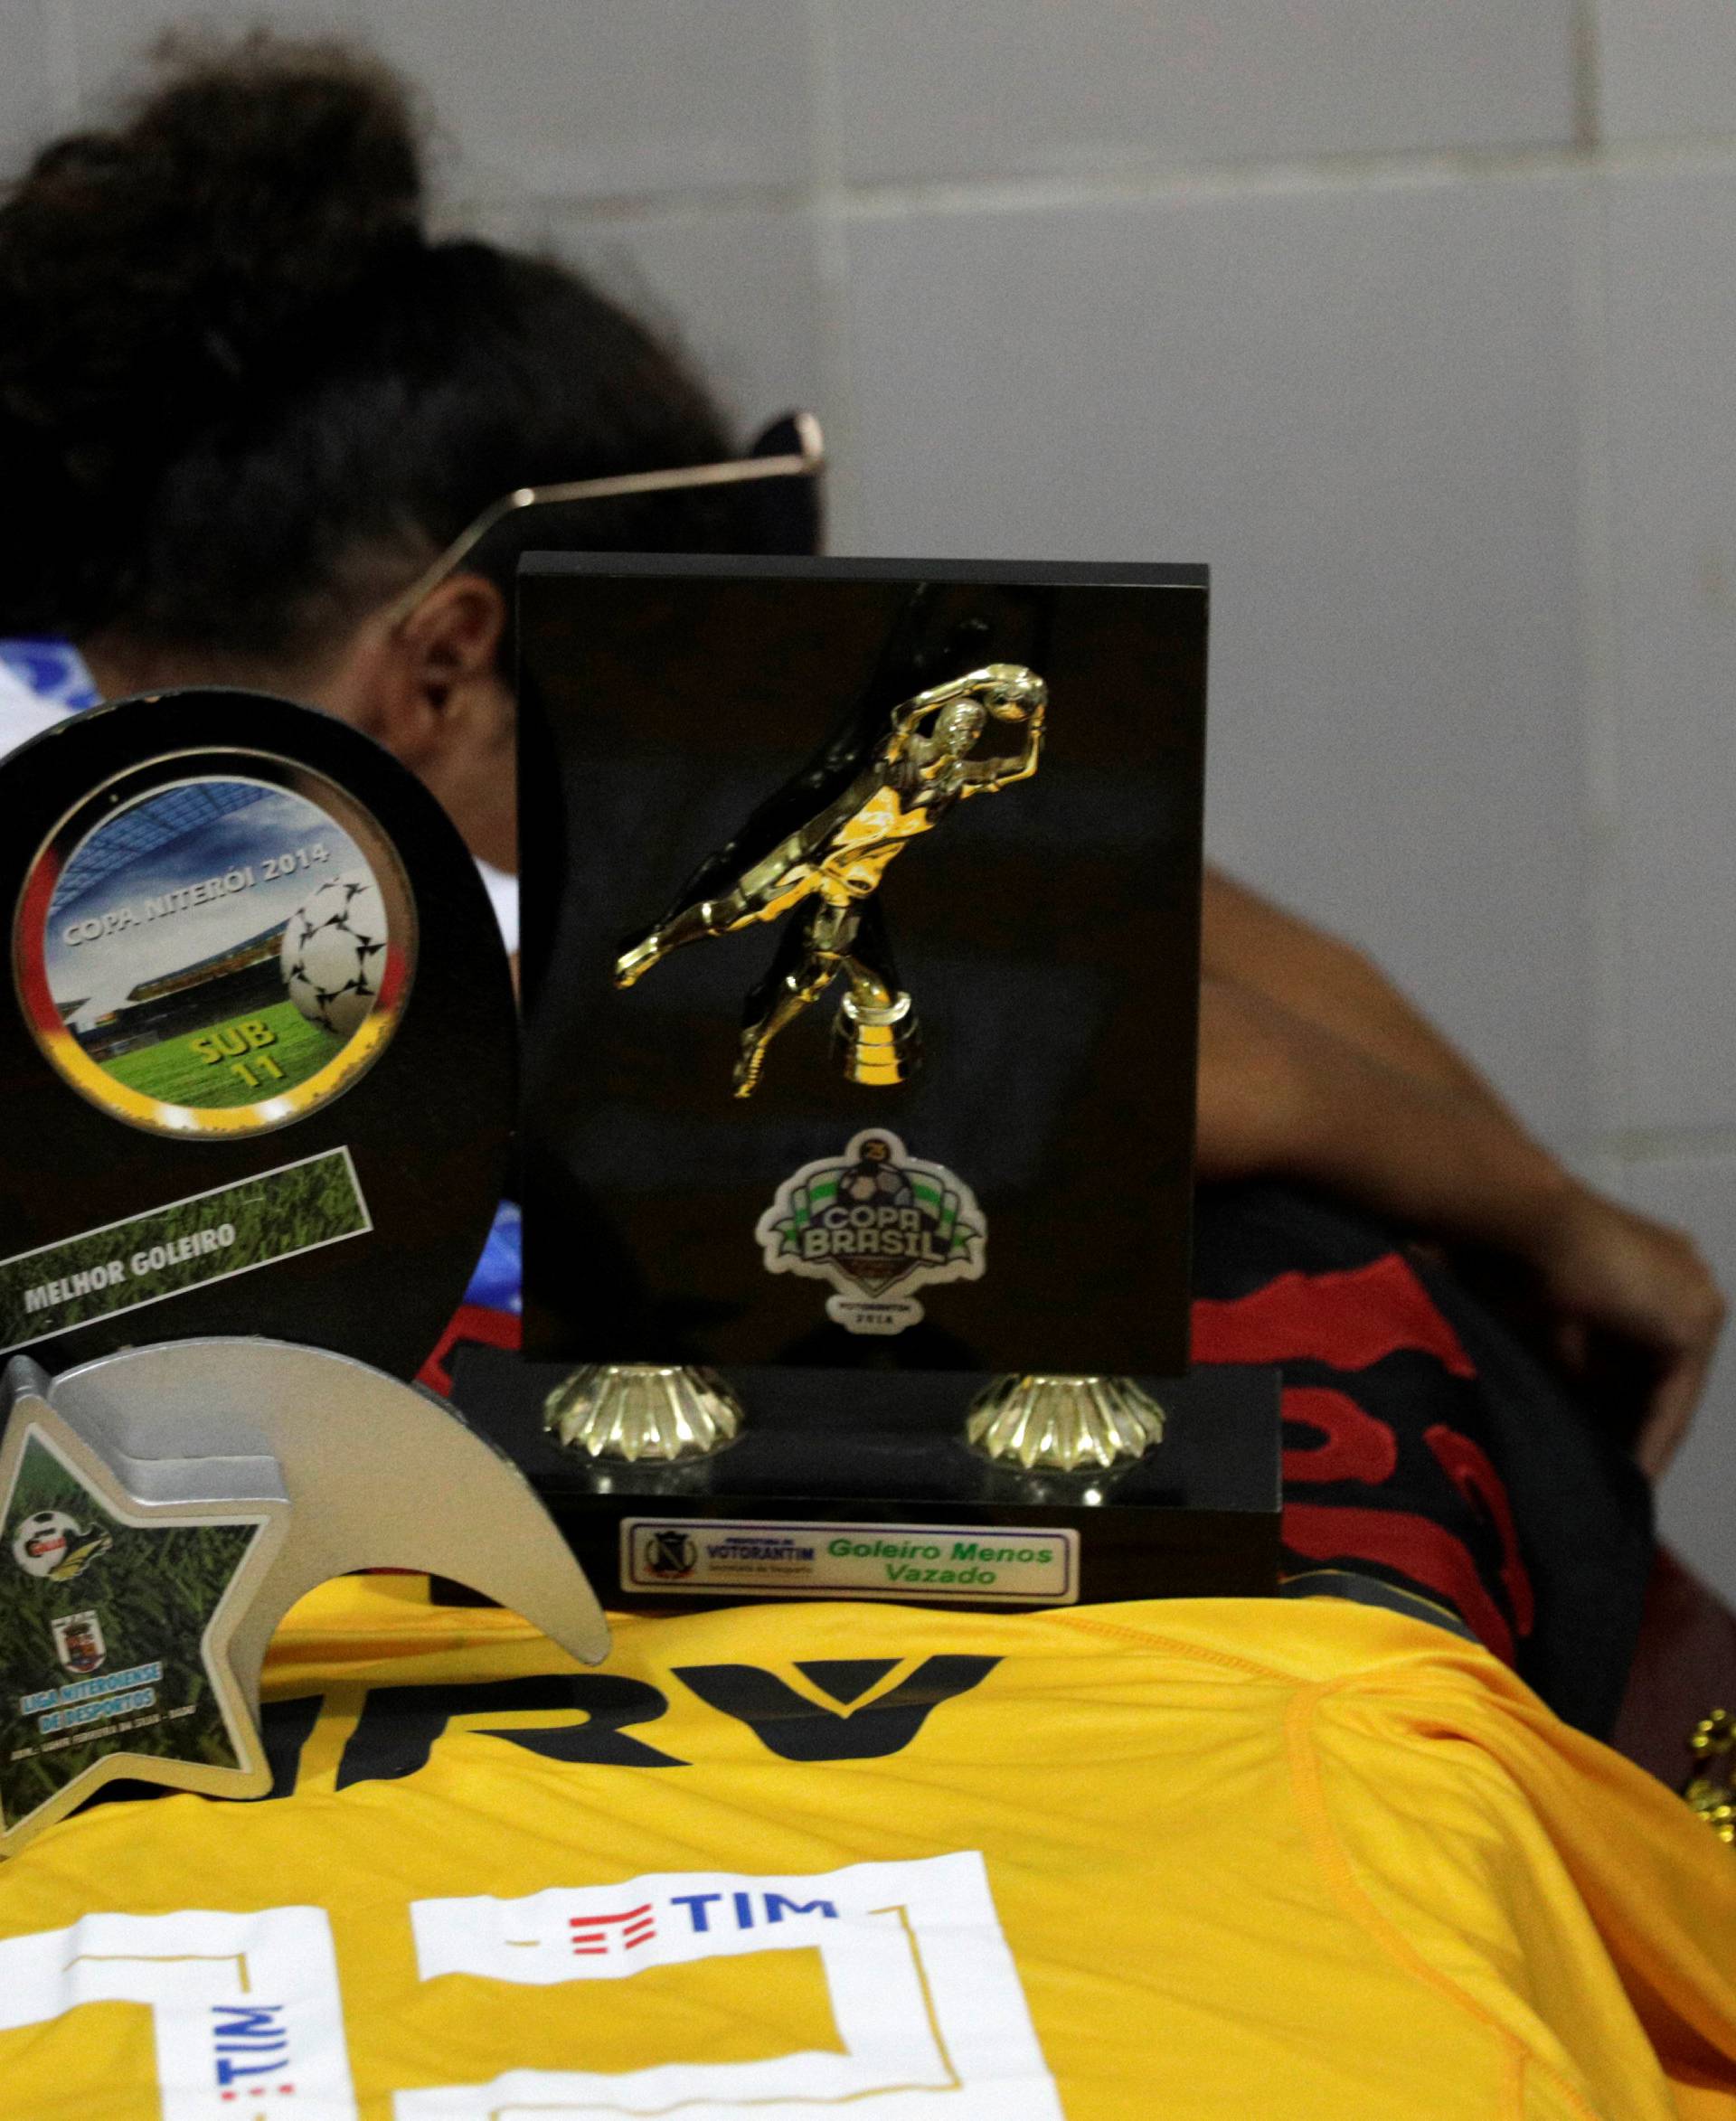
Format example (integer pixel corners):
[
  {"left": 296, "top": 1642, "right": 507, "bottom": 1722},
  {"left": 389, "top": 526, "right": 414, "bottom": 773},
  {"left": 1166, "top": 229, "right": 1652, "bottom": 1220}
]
[
  {"left": 642, "top": 1530, "right": 696, "bottom": 1579},
  {"left": 211, "top": 2002, "right": 294, "bottom": 2099},
  {"left": 557, "top": 1888, "right": 839, "bottom": 1963},
  {"left": 570, "top": 1903, "right": 656, "bottom": 1956},
  {"left": 405, "top": 1855, "right": 1062, "bottom": 2116}
]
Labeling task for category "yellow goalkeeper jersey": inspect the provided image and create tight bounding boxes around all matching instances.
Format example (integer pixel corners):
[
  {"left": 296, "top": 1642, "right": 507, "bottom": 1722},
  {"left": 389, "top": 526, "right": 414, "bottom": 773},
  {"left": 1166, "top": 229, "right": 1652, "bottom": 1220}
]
[{"left": 0, "top": 1576, "right": 1731, "bottom": 2120}]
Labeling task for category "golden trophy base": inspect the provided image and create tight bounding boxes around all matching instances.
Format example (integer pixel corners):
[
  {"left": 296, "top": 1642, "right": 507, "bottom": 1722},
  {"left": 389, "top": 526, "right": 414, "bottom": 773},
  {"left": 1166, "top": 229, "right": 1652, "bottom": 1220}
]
[
  {"left": 966, "top": 1374, "right": 1165, "bottom": 1472},
  {"left": 834, "top": 987, "right": 920, "bottom": 1087},
  {"left": 543, "top": 1364, "right": 743, "bottom": 1464},
  {"left": 1686, "top": 1708, "right": 1735, "bottom": 1844}
]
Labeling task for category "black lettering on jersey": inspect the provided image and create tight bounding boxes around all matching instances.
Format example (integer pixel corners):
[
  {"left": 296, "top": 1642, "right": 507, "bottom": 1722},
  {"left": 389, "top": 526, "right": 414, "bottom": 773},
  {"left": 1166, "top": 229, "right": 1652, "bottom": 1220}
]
[
  {"left": 67, "top": 1694, "right": 322, "bottom": 1817},
  {"left": 261, "top": 1692, "right": 323, "bottom": 1797},
  {"left": 797, "top": 1659, "right": 900, "bottom": 1703},
  {"left": 103, "top": 1653, "right": 1001, "bottom": 1806},
  {"left": 335, "top": 1674, "right": 684, "bottom": 1788},
  {"left": 672, "top": 1655, "right": 999, "bottom": 1761}
]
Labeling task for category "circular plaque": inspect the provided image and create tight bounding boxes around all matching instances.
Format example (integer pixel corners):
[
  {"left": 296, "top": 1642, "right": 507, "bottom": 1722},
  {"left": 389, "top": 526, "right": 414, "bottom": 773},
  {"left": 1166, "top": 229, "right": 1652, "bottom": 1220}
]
[
  {"left": 0, "top": 690, "right": 515, "bottom": 1380},
  {"left": 15, "top": 756, "right": 415, "bottom": 1138}
]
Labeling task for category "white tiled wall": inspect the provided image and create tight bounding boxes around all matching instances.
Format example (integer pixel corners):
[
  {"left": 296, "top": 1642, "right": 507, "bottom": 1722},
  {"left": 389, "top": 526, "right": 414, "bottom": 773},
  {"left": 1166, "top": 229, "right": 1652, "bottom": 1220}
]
[
  {"left": 1598, "top": 168, "right": 1736, "bottom": 1139},
  {"left": 842, "top": 175, "right": 1590, "bottom": 1142},
  {"left": 1593, "top": 159, "right": 1736, "bottom": 1593},
  {"left": 62, "top": 0, "right": 363, "bottom": 102},
  {"left": 0, "top": 0, "right": 60, "bottom": 161},
  {"left": 559, "top": 204, "right": 829, "bottom": 439},
  {"left": 831, "top": 0, "right": 1579, "bottom": 177},
  {"left": 368, "top": 0, "right": 816, "bottom": 201},
  {"left": 4, "top": 0, "right": 1733, "bottom": 1600},
  {"left": 1596, "top": 0, "right": 1736, "bottom": 145}
]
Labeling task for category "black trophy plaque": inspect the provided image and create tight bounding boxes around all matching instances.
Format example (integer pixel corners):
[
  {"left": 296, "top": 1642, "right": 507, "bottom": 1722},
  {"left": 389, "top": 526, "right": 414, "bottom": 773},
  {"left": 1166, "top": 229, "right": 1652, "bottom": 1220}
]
[
  {"left": 509, "top": 556, "right": 1274, "bottom": 1612},
  {"left": 518, "top": 557, "right": 1208, "bottom": 1381},
  {"left": 0, "top": 690, "right": 514, "bottom": 1380}
]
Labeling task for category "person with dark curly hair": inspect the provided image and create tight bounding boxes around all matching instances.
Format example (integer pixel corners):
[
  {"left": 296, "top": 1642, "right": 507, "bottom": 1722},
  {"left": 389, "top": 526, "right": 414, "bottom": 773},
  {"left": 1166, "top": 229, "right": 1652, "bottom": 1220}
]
[
  {"left": 0, "top": 31, "right": 1722, "bottom": 1704},
  {"left": 0, "top": 32, "right": 799, "bottom": 916}
]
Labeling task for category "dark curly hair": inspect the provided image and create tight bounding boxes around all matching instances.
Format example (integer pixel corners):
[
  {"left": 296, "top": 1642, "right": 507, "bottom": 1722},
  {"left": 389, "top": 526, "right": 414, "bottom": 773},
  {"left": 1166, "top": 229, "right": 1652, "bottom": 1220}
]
[{"left": 0, "top": 33, "right": 752, "bottom": 659}]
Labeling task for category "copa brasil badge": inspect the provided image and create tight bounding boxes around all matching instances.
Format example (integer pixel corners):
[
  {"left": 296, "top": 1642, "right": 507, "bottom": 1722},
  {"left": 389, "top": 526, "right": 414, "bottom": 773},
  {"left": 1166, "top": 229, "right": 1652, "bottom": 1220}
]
[{"left": 755, "top": 1128, "right": 986, "bottom": 1334}]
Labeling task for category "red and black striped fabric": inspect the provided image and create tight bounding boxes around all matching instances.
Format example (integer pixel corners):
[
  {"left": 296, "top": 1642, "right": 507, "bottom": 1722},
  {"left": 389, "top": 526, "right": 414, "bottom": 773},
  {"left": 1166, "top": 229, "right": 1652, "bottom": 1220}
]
[{"left": 1193, "top": 1183, "right": 1653, "bottom": 1738}]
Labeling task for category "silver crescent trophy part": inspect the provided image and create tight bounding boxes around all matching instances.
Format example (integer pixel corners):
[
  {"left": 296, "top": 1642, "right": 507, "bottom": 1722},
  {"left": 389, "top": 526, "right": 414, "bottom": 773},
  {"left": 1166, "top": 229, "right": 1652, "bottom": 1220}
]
[
  {"left": 0, "top": 1338, "right": 609, "bottom": 1857},
  {"left": 965, "top": 1374, "right": 1166, "bottom": 1472},
  {"left": 544, "top": 1364, "right": 744, "bottom": 1463}
]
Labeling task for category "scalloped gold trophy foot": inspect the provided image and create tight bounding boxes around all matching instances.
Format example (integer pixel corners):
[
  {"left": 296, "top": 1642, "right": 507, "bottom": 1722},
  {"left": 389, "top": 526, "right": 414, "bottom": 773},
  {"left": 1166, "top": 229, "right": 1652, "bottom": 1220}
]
[
  {"left": 544, "top": 1364, "right": 743, "bottom": 1464},
  {"left": 965, "top": 1374, "right": 1165, "bottom": 1473}
]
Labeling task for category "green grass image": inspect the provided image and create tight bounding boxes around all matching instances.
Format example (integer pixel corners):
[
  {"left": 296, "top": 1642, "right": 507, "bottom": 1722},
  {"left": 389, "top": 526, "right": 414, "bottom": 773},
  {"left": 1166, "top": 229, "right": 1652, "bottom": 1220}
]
[
  {"left": 210, "top": 1152, "right": 368, "bottom": 1274},
  {"left": 102, "top": 998, "right": 344, "bottom": 1108},
  {"left": 0, "top": 1147, "right": 368, "bottom": 1343},
  {"left": 1, "top": 1436, "right": 257, "bottom": 1817}
]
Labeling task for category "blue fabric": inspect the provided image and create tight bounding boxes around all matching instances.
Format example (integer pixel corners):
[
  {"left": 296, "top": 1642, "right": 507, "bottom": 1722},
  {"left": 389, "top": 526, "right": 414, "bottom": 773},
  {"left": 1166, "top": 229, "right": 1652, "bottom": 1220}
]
[
  {"left": 463, "top": 1201, "right": 523, "bottom": 1315},
  {"left": 0, "top": 638, "right": 99, "bottom": 712}
]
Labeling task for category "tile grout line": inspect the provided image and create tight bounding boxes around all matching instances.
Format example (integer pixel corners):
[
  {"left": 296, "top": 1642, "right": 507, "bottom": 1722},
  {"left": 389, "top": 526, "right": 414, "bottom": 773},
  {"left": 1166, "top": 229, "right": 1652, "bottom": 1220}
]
[
  {"left": 39, "top": 0, "right": 80, "bottom": 127},
  {"left": 458, "top": 132, "right": 1736, "bottom": 236},
  {"left": 1567, "top": 174, "right": 1638, "bottom": 1194},
  {"left": 1571, "top": 0, "right": 1604, "bottom": 155},
  {"left": 1592, "top": 1127, "right": 1736, "bottom": 1163},
  {"left": 801, "top": 0, "right": 865, "bottom": 554}
]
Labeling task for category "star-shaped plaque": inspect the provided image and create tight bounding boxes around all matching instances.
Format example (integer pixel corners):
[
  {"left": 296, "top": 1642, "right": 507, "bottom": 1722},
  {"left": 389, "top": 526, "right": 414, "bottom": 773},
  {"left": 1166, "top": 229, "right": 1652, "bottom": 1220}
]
[
  {"left": 0, "top": 1339, "right": 609, "bottom": 1858},
  {"left": 0, "top": 1356, "right": 288, "bottom": 1854}
]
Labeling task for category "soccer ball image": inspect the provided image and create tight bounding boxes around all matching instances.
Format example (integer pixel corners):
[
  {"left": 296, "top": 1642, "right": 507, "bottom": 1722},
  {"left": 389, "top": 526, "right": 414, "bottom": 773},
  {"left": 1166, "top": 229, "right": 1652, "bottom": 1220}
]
[
  {"left": 280, "top": 873, "right": 389, "bottom": 1039},
  {"left": 12, "top": 1510, "right": 82, "bottom": 1578}
]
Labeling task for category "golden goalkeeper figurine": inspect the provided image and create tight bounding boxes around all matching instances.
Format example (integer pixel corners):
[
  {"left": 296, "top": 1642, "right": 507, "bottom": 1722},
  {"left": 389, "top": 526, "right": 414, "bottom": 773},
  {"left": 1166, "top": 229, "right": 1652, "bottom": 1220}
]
[{"left": 614, "top": 662, "right": 1047, "bottom": 1096}]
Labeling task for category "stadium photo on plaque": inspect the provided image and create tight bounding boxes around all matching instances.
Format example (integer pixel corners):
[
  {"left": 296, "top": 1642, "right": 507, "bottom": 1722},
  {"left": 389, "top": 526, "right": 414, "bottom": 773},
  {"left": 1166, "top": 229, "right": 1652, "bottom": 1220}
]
[
  {"left": 17, "top": 756, "right": 411, "bottom": 1139},
  {"left": 517, "top": 557, "right": 1209, "bottom": 1383}
]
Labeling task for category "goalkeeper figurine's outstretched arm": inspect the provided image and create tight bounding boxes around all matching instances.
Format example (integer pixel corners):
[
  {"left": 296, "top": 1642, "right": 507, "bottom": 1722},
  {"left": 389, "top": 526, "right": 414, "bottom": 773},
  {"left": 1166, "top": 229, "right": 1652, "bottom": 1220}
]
[
  {"left": 612, "top": 663, "right": 1046, "bottom": 994},
  {"left": 892, "top": 662, "right": 1046, "bottom": 794}
]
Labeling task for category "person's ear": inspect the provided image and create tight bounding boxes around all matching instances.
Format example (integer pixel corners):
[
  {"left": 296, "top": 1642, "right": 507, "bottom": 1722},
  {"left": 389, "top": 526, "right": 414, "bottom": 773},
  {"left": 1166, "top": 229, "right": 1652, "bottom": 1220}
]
[
  {"left": 301, "top": 570, "right": 516, "bottom": 870},
  {"left": 371, "top": 572, "right": 509, "bottom": 769}
]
